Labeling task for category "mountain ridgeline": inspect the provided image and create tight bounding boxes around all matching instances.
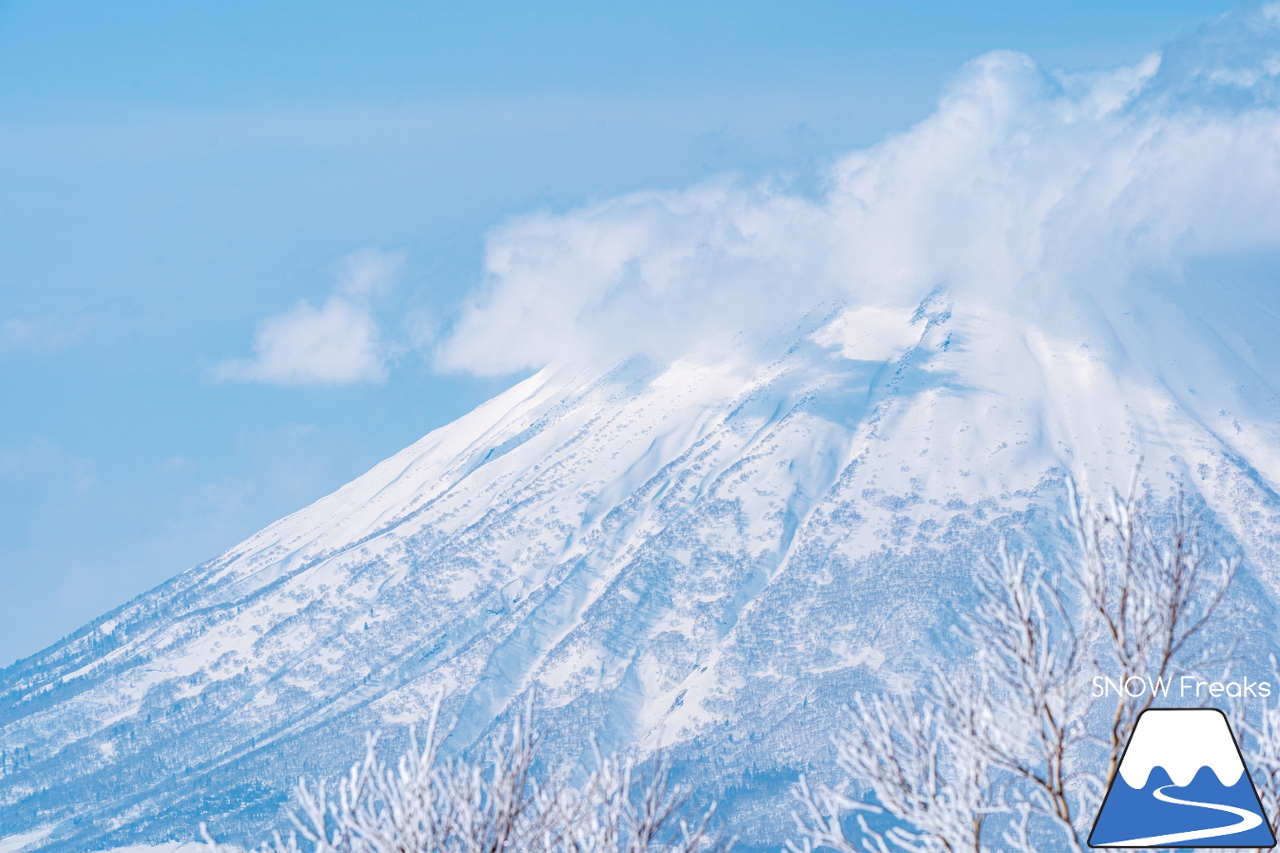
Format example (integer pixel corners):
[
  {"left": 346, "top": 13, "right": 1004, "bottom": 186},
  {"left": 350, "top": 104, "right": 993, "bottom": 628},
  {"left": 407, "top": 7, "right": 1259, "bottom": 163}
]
[{"left": 3, "top": 284, "right": 1280, "bottom": 851}]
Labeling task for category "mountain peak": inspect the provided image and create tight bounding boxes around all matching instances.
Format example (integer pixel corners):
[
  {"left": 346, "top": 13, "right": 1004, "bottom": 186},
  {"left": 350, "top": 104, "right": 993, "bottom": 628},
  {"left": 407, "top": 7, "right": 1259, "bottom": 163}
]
[{"left": 3, "top": 294, "right": 1280, "bottom": 851}]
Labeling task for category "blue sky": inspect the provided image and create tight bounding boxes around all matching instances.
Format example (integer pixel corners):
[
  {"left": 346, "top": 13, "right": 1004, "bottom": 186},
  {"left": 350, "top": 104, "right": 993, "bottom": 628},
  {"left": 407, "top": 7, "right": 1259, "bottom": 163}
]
[{"left": 0, "top": 0, "right": 1246, "bottom": 666}]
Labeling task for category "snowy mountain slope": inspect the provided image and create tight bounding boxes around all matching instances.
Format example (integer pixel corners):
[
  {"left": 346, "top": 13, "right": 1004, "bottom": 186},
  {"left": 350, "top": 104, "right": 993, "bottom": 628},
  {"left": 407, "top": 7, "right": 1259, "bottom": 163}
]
[
  {"left": 12, "top": 11, "right": 1280, "bottom": 849},
  {"left": 3, "top": 279, "right": 1280, "bottom": 851}
]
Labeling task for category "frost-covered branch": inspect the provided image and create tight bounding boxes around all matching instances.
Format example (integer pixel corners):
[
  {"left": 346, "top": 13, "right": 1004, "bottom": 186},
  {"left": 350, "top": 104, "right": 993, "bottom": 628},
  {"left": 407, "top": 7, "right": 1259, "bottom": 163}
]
[
  {"left": 203, "top": 695, "right": 722, "bottom": 853},
  {"left": 1067, "top": 474, "right": 1237, "bottom": 791},
  {"left": 789, "top": 471, "right": 1242, "bottom": 853}
]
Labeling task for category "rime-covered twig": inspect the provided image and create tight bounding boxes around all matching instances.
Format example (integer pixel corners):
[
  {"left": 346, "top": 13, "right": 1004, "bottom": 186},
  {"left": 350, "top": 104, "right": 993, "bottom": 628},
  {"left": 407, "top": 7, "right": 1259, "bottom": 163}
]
[
  {"left": 789, "top": 470, "right": 1243, "bottom": 853},
  {"left": 202, "top": 693, "right": 723, "bottom": 853}
]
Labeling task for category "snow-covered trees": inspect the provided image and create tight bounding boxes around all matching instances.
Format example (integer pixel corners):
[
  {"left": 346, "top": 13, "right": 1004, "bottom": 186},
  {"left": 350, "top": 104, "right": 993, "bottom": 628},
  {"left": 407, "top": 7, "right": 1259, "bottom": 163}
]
[
  {"left": 202, "top": 697, "right": 720, "bottom": 853},
  {"left": 789, "top": 477, "right": 1241, "bottom": 853}
]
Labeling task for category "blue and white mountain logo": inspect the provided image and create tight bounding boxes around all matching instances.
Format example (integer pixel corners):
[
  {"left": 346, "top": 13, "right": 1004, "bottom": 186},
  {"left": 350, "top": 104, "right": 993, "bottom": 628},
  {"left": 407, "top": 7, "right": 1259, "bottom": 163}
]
[{"left": 1089, "top": 708, "right": 1275, "bottom": 847}]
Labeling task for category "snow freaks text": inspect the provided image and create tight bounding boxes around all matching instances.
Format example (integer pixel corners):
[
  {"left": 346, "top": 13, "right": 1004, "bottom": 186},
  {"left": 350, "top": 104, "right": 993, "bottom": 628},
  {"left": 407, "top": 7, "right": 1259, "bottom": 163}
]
[{"left": 1092, "top": 675, "right": 1273, "bottom": 700}]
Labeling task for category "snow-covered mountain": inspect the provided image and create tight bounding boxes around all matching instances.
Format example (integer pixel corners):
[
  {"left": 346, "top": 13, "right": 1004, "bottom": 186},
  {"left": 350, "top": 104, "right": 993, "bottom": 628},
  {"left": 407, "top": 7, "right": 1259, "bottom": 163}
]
[
  {"left": 4, "top": 278, "right": 1280, "bottom": 852},
  {"left": 11, "top": 11, "right": 1280, "bottom": 849}
]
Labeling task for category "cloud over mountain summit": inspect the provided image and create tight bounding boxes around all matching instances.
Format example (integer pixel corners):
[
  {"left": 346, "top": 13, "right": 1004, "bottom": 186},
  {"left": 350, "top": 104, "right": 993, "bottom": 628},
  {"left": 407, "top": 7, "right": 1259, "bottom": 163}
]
[{"left": 438, "top": 4, "right": 1280, "bottom": 375}]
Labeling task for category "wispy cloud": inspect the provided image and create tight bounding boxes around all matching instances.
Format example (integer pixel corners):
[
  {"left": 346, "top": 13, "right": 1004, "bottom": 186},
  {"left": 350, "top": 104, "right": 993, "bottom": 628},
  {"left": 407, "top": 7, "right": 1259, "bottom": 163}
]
[
  {"left": 436, "top": 3, "right": 1280, "bottom": 375},
  {"left": 1, "top": 313, "right": 95, "bottom": 355},
  {"left": 217, "top": 249, "right": 404, "bottom": 386}
]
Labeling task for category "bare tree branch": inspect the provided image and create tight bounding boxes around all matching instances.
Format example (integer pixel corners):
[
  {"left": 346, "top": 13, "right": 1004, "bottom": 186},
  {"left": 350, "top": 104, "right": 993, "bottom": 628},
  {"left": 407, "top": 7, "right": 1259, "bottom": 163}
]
[
  {"left": 203, "top": 694, "right": 724, "bottom": 853},
  {"left": 790, "top": 470, "right": 1243, "bottom": 853}
]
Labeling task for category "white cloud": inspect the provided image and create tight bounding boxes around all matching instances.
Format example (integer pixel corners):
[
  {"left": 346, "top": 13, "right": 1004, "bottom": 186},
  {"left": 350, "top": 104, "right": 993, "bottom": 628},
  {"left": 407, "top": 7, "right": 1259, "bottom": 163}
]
[
  {"left": 218, "top": 249, "right": 402, "bottom": 386},
  {"left": 216, "top": 297, "right": 386, "bottom": 385},
  {"left": 435, "top": 5, "right": 1280, "bottom": 376}
]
